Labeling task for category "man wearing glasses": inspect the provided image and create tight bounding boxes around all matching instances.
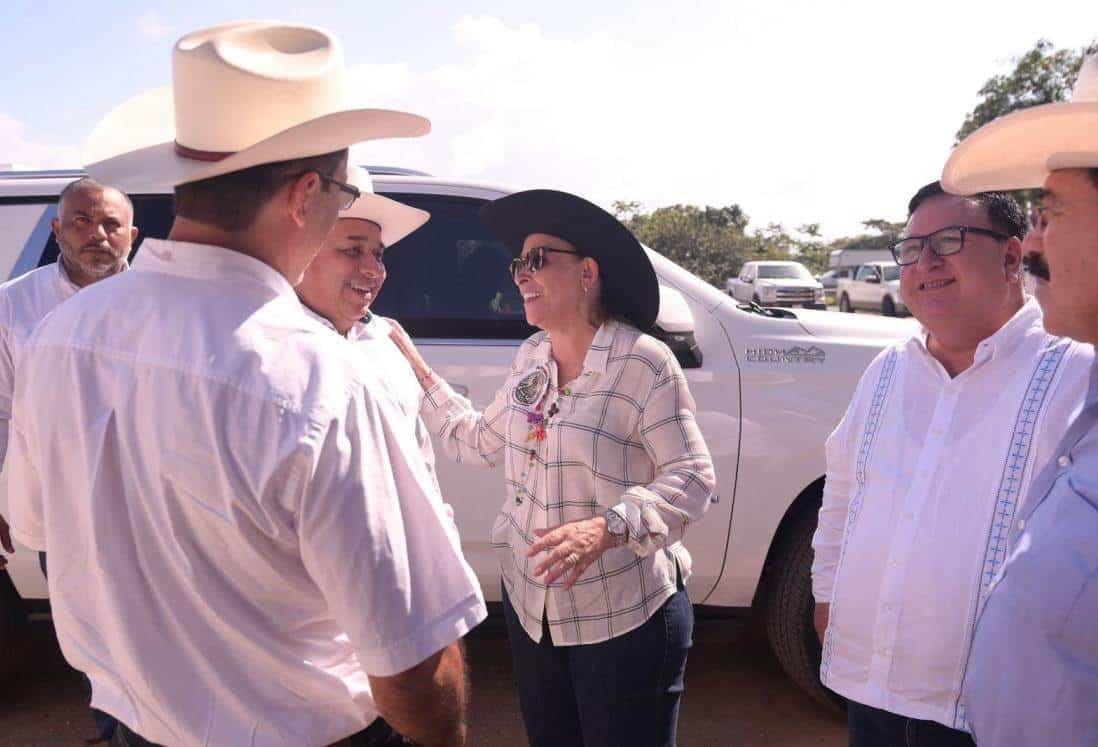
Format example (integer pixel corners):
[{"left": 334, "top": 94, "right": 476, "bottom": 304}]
[
  {"left": 811, "top": 181, "right": 1093, "bottom": 746},
  {"left": 943, "top": 53, "right": 1098, "bottom": 746}
]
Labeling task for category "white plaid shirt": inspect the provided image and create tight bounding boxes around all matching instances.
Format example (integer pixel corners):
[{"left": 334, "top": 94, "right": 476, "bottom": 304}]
[{"left": 422, "top": 319, "right": 715, "bottom": 645}]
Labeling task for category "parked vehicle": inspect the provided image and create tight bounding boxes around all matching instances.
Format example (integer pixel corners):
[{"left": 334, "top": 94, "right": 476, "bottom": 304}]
[
  {"left": 725, "top": 260, "right": 826, "bottom": 309},
  {"left": 0, "top": 168, "right": 913, "bottom": 707},
  {"left": 836, "top": 261, "right": 909, "bottom": 316},
  {"left": 817, "top": 268, "right": 851, "bottom": 305}
]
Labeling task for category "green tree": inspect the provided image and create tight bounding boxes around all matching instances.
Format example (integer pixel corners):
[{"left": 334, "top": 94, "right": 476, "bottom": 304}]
[{"left": 956, "top": 38, "right": 1098, "bottom": 142}]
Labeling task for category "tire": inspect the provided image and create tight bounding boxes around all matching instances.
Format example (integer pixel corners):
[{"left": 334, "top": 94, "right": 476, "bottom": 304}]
[
  {"left": 761, "top": 508, "right": 845, "bottom": 712},
  {"left": 838, "top": 294, "right": 853, "bottom": 313},
  {"left": 882, "top": 296, "right": 896, "bottom": 317}
]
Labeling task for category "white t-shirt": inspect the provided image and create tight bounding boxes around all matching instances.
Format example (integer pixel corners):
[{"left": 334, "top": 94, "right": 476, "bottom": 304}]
[{"left": 6, "top": 239, "right": 486, "bottom": 747}]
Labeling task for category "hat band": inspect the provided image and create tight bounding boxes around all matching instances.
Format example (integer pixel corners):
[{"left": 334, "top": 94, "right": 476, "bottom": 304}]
[{"left": 174, "top": 141, "right": 235, "bottom": 163}]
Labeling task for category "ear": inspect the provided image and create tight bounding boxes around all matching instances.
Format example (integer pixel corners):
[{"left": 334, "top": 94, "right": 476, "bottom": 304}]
[
  {"left": 51, "top": 217, "right": 61, "bottom": 241},
  {"left": 129, "top": 226, "right": 139, "bottom": 246},
  {"left": 1003, "top": 236, "right": 1024, "bottom": 281},
  {"left": 582, "top": 256, "right": 601, "bottom": 284},
  {"left": 285, "top": 172, "right": 323, "bottom": 228}
]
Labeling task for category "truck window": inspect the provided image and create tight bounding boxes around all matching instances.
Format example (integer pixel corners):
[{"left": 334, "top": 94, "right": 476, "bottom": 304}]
[{"left": 855, "top": 265, "right": 875, "bottom": 281}]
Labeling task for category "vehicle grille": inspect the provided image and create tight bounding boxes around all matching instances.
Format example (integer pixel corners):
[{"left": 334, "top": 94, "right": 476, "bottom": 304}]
[{"left": 775, "top": 288, "right": 816, "bottom": 301}]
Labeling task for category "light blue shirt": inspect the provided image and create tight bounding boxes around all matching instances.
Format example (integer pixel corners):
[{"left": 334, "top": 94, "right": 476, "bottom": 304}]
[{"left": 962, "top": 352, "right": 1098, "bottom": 746}]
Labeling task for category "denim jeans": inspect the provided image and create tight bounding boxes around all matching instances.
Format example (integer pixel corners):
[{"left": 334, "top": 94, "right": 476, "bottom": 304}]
[
  {"left": 502, "top": 580, "right": 693, "bottom": 747},
  {"left": 847, "top": 700, "right": 975, "bottom": 747}
]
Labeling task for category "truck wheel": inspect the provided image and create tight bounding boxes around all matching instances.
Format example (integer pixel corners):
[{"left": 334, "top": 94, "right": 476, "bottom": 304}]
[
  {"left": 838, "top": 294, "right": 853, "bottom": 313},
  {"left": 882, "top": 296, "right": 896, "bottom": 317},
  {"left": 761, "top": 507, "right": 845, "bottom": 712}
]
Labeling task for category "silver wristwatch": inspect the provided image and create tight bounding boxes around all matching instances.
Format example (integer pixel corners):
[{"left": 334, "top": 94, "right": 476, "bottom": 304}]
[{"left": 605, "top": 509, "right": 629, "bottom": 547}]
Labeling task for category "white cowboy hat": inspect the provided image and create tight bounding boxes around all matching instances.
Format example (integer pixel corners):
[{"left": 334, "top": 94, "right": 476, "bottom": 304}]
[
  {"left": 942, "top": 53, "right": 1098, "bottom": 194},
  {"left": 83, "top": 21, "right": 430, "bottom": 192},
  {"left": 340, "top": 167, "right": 430, "bottom": 246}
]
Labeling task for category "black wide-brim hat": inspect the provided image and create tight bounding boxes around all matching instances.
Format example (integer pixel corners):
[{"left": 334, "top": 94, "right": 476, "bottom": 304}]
[{"left": 479, "top": 189, "right": 660, "bottom": 331}]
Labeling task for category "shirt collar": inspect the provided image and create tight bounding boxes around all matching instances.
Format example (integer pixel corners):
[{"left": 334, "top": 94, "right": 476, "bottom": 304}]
[
  {"left": 911, "top": 298, "right": 1044, "bottom": 365},
  {"left": 299, "top": 300, "right": 371, "bottom": 340},
  {"left": 536, "top": 318, "right": 619, "bottom": 375},
  {"left": 133, "top": 239, "right": 296, "bottom": 299}
]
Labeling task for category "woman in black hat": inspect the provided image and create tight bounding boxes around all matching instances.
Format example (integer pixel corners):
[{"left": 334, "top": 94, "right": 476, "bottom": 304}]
[{"left": 388, "top": 189, "right": 715, "bottom": 746}]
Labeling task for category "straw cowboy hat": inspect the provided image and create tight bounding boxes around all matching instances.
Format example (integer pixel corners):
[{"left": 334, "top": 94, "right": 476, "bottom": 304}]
[
  {"left": 480, "top": 189, "right": 660, "bottom": 332},
  {"left": 942, "top": 53, "right": 1098, "bottom": 194},
  {"left": 83, "top": 21, "right": 430, "bottom": 191},
  {"left": 340, "top": 166, "right": 429, "bottom": 246}
]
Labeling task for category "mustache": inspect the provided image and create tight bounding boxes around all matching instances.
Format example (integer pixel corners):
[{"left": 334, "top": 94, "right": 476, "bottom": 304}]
[{"left": 1023, "top": 252, "right": 1050, "bottom": 281}]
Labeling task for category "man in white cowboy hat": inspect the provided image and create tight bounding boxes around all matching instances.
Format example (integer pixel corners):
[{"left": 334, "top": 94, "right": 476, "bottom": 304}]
[
  {"left": 811, "top": 176, "right": 1092, "bottom": 746},
  {"left": 4, "top": 21, "right": 486, "bottom": 747},
  {"left": 294, "top": 167, "right": 448, "bottom": 508},
  {"left": 942, "top": 53, "right": 1098, "bottom": 746}
]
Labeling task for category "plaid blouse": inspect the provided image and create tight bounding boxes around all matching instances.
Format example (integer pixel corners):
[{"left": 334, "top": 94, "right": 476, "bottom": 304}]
[{"left": 422, "top": 319, "right": 715, "bottom": 645}]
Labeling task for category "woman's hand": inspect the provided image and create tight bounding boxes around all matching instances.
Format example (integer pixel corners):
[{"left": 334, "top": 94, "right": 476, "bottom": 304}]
[
  {"left": 386, "top": 318, "right": 435, "bottom": 388},
  {"left": 527, "top": 516, "right": 613, "bottom": 589}
]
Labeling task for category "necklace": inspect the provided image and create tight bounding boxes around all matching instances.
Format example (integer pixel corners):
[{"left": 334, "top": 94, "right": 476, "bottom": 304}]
[{"left": 516, "top": 384, "right": 571, "bottom": 504}]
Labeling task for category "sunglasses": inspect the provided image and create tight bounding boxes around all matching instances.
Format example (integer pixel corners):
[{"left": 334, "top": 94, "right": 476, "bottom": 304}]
[{"left": 508, "top": 246, "right": 581, "bottom": 280}]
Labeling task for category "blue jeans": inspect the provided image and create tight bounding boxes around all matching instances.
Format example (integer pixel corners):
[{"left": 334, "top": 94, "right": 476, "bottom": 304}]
[
  {"left": 847, "top": 701, "right": 975, "bottom": 747},
  {"left": 502, "top": 581, "right": 693, "bottom": 747}
]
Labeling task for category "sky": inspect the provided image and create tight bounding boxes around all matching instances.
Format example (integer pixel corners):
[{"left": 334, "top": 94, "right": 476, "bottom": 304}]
[{"left": 1, "top": 0, "right": 1095, "bottom": 238}]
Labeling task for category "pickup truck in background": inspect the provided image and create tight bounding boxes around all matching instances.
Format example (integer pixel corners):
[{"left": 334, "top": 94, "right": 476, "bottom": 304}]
[
  {"left": 836, "top": 261, "right": 909, "bottom": 316},
  {"left": 725, "top": 261, "right": 826, "bottom": 309},
  {"left": 0, "top": 167, "right": 918, "bottom": 709}
]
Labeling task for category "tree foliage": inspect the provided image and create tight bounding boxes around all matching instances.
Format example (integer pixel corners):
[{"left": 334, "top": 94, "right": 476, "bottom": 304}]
[{"left": 956, "top": 38, "right": 1098, "bottom": 142}]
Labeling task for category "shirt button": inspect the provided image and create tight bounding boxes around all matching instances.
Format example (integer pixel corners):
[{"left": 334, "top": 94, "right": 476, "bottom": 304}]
[
  {"left": 1017, "top": 519, "right": 1026, "bottom": 530},
  {"left": 1058, "top": 455, "right": 1070, "bottom": 468}
]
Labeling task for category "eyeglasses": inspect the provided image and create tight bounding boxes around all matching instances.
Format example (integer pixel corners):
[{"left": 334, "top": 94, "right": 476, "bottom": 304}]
[
  {"left": 890, "top": 225, "right": 1010, "bottom": 266},
  {"left": 288, "top": 170, "right": 361, "bottom": 210},
  {"left": 315, "top": 173, "right": 361, "bottom": 211},
  {"left": 508, "top": 246, "right": 580, "bottom": 280}
]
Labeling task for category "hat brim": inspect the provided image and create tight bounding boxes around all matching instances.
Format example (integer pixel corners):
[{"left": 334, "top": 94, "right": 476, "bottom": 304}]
[
  {"left": 340, "top": 193, "right": 430, "bottom": 247},
  {"left": 480, "top": 189, "right": 660, "bottom": 332},
  {"left": 942, "top": 101, "right": 1098, "bottom": 194},
  {"left": 83, "top": 86, "right": 430, "bottom": 192}
]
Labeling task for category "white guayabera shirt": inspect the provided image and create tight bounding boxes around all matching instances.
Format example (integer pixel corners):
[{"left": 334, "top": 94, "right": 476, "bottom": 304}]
[
  {"left": 422, "top": 318, "right": 716, "bottom": 646},
  {"left": 0, "top": 261, "right": 85, "bottom": 463},
  {"left": 6, "top": 239, "right": 486, "bottom": 747},
  {"left": 812, "top": 300, "right": 1093, "bottom": 730}
]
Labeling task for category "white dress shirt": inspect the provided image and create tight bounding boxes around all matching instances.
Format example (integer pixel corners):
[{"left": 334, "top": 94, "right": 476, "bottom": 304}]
[
  {"left": 811, "top": 300, "right": 1093, "bottom": 729},
  {"left": 0, "top": 261, "right": 83, "bottom": 464},
  {"left": 6, "top": 239, "right": 486, "bottom": 747},
  {"left": 422, "top": 319, "right": 715, "bottom": 646}
]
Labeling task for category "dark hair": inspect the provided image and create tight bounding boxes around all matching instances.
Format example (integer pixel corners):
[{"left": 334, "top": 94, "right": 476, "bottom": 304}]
[
  {"left": 907, "top": 181, "right": 1027, "bottom": 239},
  {"left": 59, "top": 177, "right": 134, "bottom": 216},
  {"left": 1090, "top": 168, "right": 1098, "bottom": 192},
  {"left": 173, "top": 149, "right": 346, "bottom": 232}
]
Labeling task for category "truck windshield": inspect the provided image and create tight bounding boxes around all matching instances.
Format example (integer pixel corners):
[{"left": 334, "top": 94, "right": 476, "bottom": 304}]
[{"left": 757, "top": 264, "right": 813, "bottom": 280}]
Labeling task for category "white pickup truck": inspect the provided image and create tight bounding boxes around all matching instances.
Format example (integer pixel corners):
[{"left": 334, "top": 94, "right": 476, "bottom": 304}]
[
  {"left": 725, "top": 260, "right": 826, "bottom": 309},
  {"left": 0, "top": 168, "right": 914, "bottom": 707},
  {"left": 836, "top": 260, "right": 909, "bottom": 316}
]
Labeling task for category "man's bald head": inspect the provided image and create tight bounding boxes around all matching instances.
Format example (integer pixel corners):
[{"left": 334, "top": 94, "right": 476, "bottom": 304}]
[{"left": 52, "top": 177, "right": 137, "bottom": 287}]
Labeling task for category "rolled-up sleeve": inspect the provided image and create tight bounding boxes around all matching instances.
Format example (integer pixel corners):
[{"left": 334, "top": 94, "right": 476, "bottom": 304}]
[
  {"left": 298, "top": 390, "right": 486, "bottom": 677},
  {"left": 420, "top": 374, "right": 515, "bottom": 470},
  {"left": 611, "top": 355, "right": 715, "bottom": 557}
]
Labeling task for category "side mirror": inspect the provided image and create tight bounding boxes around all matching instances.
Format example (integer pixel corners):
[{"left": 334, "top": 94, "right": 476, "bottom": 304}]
[{"left": 653, "top": 285, "right": 702, "bottom": 368}]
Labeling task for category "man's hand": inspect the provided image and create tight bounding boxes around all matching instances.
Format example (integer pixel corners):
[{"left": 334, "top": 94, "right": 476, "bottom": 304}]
[
  {"left": 0, "top": 514, "right": 13, "bottom": 571},
  {"left": 369, "top": 641, "right": 468, "bottom": 747},
  {"left": 813, "top": 602, "right": 830, "bottom": 644}
]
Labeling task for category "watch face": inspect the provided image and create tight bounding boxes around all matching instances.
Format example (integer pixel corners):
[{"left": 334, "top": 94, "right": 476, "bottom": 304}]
[{"left": 607, "top": 511, "right": 626, "bottom": 536}]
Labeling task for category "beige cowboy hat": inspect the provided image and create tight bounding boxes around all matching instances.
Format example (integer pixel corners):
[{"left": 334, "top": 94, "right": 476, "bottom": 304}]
[
  {"left": 83, "top": 21, "right": 430, "bottom": 192},
  {"left": 942, "top": 53, "right": 1098, "bottom": 194},
  {"left": 340, "top": 167, "right": 430, "bottom": 246}
]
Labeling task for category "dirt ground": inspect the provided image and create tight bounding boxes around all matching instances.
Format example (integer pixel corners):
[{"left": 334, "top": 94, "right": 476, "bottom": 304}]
[{"left": 0, "top": 615, "right": 846, "bottom": 746}]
